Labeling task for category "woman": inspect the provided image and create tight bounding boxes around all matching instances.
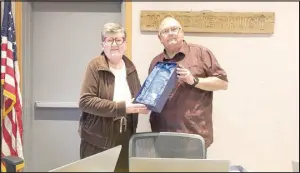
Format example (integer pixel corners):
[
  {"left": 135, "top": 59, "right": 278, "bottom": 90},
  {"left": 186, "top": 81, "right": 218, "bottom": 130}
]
[{"left": 78, "top": 23, "right": 148, "bottom": 172}]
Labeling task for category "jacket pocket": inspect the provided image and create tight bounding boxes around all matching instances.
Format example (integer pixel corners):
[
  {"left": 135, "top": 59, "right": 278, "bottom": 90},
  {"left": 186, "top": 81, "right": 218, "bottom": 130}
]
[{"left": 83, "top": 115, "right": 112, "bottom": 138}]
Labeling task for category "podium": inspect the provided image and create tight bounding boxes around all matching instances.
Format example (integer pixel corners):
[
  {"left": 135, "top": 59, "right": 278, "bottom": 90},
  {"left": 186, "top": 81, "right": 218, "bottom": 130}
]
[
  {"left": 129, "top": 157, "right": 231, "bottom": 172},
  {"left": 49, "top": 145, "right": 122, "bottom": 172},
  {"left": 292, "top": 160, "right": 299, "bottom": 172}
]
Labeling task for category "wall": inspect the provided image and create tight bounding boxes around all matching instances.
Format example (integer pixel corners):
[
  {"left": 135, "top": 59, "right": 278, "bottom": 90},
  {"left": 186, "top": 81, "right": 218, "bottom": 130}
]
[{"left": 132, "top": 2, "right": 299, "bottom": 172}]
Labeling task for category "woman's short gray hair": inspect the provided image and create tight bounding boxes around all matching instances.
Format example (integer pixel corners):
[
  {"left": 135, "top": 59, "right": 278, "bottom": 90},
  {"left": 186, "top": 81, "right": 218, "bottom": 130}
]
[{"left": 101, "top": 23, "right": 127, "bottom": 41}]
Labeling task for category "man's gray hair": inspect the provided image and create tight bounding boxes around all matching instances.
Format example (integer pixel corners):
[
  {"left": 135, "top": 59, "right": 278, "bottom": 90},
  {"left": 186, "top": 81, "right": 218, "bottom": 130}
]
[{"left": 101, "top": 23, "right": 127, "bottom": 41}]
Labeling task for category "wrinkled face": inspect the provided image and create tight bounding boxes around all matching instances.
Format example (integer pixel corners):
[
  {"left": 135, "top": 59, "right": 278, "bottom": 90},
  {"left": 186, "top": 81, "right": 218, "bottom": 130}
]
[
  {"left": 102, "top": 32, "right": 126, "bottom": 63},
  {"left": 158, "top": 20, "right": 184, "bottom": 52}
]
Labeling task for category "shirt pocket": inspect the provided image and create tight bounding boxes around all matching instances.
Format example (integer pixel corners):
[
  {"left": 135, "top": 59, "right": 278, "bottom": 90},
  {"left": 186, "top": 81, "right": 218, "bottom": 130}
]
[{"left": 188, "top": 63, "right": 207, "bottom": 78}]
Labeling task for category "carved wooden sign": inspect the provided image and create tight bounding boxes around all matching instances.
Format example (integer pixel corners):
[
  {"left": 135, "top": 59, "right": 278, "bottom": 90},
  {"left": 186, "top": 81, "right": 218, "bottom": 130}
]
[{"left": 140, "top": 10, "right": 275, "bottom": 34}]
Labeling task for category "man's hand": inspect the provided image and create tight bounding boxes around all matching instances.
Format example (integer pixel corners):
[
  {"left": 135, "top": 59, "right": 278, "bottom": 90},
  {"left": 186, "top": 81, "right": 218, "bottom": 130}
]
[
  {"left": 125, "top": 98, "right": 150, "bottom": 114},
  {"left": 176, "top": 64, "right": 194, "bottom": 85}
]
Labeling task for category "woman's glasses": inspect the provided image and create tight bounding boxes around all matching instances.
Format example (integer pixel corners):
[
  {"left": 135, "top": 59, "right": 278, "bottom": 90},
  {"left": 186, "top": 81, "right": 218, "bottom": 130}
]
[{"left": 103, "top": 37, "right": 125, "bottom": 46}]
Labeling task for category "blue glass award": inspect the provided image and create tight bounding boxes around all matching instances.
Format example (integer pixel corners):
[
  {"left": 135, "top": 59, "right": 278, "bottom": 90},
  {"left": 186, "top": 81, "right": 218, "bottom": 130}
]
[{"left": 134, "top": 62, "right": 177, "bottom": 113}]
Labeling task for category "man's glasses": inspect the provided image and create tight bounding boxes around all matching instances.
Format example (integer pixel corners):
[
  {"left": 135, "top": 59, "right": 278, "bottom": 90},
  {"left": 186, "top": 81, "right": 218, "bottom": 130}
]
[
  {"left": 103, "top": 37, "right": 125, "bottom": 46},
  {"left": 160, "top": 26, "right": 181, "bottom": 36}
]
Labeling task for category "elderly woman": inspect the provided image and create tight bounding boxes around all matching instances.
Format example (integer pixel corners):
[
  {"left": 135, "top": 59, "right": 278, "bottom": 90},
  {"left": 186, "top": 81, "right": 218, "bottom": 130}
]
[{"left": 78, "top": 23, "right": 148, "bottom": 172}]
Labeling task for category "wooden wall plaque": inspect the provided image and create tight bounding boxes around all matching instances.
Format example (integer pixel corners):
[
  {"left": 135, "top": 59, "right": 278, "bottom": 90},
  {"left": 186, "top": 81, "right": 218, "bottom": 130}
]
[{"left": 140, "top": 10, "right": 275, "bottom": 34}]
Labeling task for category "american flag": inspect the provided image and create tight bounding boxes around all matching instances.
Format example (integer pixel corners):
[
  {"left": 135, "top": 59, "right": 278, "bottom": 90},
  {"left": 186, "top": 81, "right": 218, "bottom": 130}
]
[{"left": 1, "top": 0, "right": 24, "bottom": 168}]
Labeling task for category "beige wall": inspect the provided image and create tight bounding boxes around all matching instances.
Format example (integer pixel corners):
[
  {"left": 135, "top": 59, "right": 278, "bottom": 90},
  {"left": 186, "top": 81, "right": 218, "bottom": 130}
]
[{"left": 132, "top": 2, "right": 299, "bottom": 172}]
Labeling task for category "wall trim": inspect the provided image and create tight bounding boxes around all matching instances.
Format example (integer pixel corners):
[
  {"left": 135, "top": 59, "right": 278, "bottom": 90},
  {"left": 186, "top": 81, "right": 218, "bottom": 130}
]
[
  {"left": 124, "top": 0, "right": 132, "bottom": 59},
  {"left": 15, "top": 2, "right": 23, "bottom": 90}
]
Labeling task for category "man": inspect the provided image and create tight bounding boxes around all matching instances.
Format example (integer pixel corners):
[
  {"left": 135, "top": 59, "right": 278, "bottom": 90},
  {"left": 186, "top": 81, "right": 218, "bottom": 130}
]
[
  {"left": 78, "top": 23, "right": 148, "bottom": 172},
  {"left": 149, "top": 17, "right": 228, "bottom": 150}
]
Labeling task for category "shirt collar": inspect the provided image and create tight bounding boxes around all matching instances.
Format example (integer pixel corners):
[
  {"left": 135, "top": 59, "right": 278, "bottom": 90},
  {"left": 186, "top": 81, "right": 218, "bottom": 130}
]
[{"left": 163, "top": 40, "right": 189, "bottom": 59}]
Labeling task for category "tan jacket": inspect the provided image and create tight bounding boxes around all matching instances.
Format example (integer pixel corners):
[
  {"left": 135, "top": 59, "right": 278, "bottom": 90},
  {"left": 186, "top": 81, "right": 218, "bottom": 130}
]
[{"left": 78, "top": 53, "right": 141, "bottom": 149}]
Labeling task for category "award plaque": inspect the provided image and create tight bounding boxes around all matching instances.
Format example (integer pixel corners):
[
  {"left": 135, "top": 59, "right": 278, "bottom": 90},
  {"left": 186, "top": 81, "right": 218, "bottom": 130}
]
[{"left": 134, "top": 62, "right": 177, "bottom": 113}]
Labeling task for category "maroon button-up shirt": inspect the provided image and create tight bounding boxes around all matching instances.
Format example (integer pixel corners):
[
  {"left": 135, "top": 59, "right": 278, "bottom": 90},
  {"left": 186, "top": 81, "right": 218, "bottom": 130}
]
[{"left": 148, "top": 41, "right": 228, "bottom": 148}]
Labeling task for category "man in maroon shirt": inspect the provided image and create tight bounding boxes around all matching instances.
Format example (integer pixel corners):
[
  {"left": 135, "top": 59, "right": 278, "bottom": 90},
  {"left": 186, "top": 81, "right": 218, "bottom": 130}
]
[{"left": 148, "top": 17, "right": 228, "bottom": 150}]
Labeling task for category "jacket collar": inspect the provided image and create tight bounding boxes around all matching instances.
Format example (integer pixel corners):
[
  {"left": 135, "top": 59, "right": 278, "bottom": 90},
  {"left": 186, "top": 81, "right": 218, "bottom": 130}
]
[{"left": 96, "top": 51, "right": 136, "bottom": 75}]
